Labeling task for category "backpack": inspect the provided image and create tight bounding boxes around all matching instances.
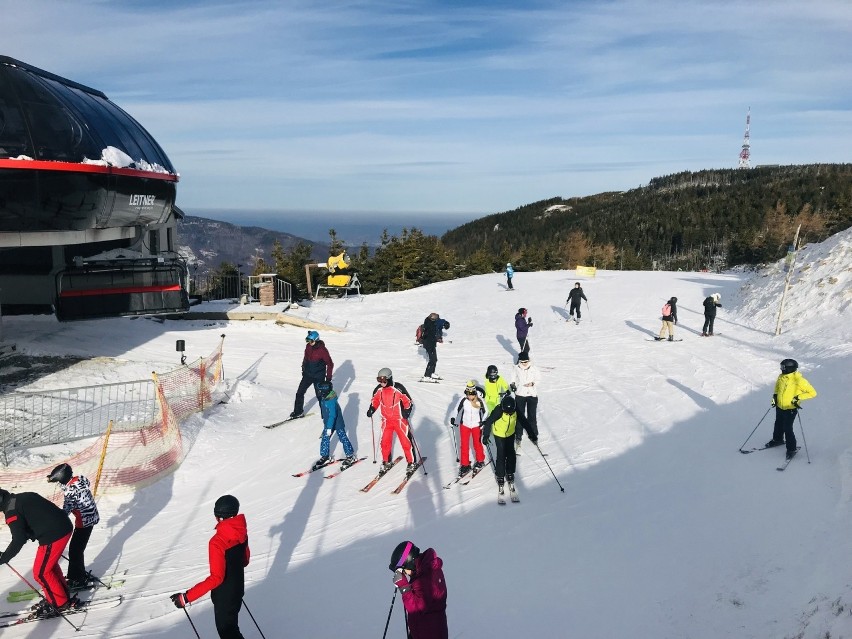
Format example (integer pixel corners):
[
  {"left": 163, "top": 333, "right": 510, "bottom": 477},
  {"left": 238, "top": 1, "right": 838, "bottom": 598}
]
[
  {"left": 415, "top": 325, "right": 424, "bottom": 345},
  {"left": 661, "top": 303, "right": 671, "bottom": 317}
]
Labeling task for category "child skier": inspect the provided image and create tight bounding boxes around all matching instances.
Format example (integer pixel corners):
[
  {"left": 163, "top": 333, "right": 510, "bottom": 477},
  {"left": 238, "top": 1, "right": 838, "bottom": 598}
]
[
  {"left": 505, "top": 263, "right": 514, "bottom": 290},
  {"left": 656, "top": 296, "right": 678, "bottom": 341},
  {"left": 482, "top": 395, "right": 532, "bottom": 503},
  {"left": 388, "top": 541, "right": 448, "bottom": 639},
  {"left": 311, "top": 381, "right": 357, "bottom": 471},
  {"left": 765, "top": 359, "right": 817, "bottom": 460},
  {"left": 566, "top": 282, "right": 587, "bottom": 323},
  {"left": 483, "top": 365, "right": 511, "bottom": 413},
  {"left": 514, "top": 308, "right": 532, "bottom": 360},
  {"left": 702, "top": 293, "right": 722, "bottom": 336},
  {"left": 367, "top": 368, "right": 416, "bottom": 473},
  {"left": 47, "top": 463, "right": 100, "bottom": 589},
  {"left": 449, "top": 382, "right": 487, "bottom": 477},
  {"left": 171, "top": 495, "right": 250, "bottom": 639}
]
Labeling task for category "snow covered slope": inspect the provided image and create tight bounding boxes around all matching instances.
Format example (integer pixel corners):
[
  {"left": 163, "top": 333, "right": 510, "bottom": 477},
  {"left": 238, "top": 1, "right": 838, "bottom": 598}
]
[{"left": 0, "top": 228, "right": 850, "bottom": 638}]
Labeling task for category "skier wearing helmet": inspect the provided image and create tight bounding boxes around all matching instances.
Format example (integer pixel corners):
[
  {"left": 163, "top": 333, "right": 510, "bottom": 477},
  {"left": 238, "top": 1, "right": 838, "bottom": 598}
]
[
  {"left": 310, "top": 381, "right": 357, "bottom": 471},
  {"left": 482, "top": 395, "right": 530, "bottom": 503},
  {"left": 290, "top": 330, "right": 334, "bottom": 419},
  {"left": 765, "top": 359, "right": 817, "bottom": 460},
  {"left": 170, "top": 495, "right": 250, "bottom": 639},
  {"left": 514, "top": 307, "right": 532, "bottom": 360},
  {"left": 367, "top": 368, "right": 416, "bottom": 473},
  {"left": 483, "top": 365, "right": 510, "bottom": 413},
  {"left": 505, "top": 262, "right": 514, "bottom": 290},
  {"left": 388, "top": 540, "right": 448, "bottom": 639},
  {"left": 47, "top": 463, "right": 99, "bottom": 589},
  {"left": 702, "top": 292, "right": 722, "bottom": 336}
]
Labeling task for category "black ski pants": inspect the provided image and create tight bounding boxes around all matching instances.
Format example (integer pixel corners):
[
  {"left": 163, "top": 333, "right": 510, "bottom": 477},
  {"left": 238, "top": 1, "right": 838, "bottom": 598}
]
[
  {"left": 772, "top": 407, "right": 797, "bottom": 453},
  {"left": 423, "top": 343, "right": 438, "bottom": 377},
  {"left": 702, "top": 314, "right": 716, "bottom": 334},
  {"left": 292, "top": 375, "right": 322, "bottom": 414},
  {"left": 492, "top": 434, "right": 517, "bottom": 481},
  {"left": 569, "top": 301, "right": 581, "bottom": 319},
  {"left": 66, "top": 525, "right": 94, "bottom": 583},
  {"left": 213, "top": 599, "right": 245, "bottom": 639},
  {"left": 514, "top": 396, "right": 538, "bottom": 443}
]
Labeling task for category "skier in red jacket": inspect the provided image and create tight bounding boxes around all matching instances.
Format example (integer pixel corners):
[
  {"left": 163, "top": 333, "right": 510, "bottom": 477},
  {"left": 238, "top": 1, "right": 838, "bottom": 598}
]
[
  {"left": 367, "top": 367, "right": 415, "bottom": 472},
  {"left": 171, "top": 495, "right": 250, "bottom": 639},
  {"left": 389, "top": 540, "right": 448, "bottom": 639}
]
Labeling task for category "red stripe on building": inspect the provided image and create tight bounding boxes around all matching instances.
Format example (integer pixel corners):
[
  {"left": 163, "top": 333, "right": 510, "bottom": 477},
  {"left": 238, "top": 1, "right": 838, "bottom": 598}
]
[{"left": 60, "top": 284, "right": 182, "bottom": 298}]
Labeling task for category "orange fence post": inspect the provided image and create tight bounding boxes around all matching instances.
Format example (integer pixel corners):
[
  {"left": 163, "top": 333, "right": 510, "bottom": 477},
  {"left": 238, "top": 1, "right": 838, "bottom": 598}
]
[{"left": 93, "top": 420, "right": 113, "bottom": 497}]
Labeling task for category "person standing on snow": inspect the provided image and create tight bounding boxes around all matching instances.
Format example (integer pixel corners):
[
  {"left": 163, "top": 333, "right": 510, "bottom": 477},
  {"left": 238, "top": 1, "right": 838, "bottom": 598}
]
[
  {"left": 656, "top": 296, "right": 678, "bottom": 341},
  {"left": 389, "top": 540, "right": 448, "bottom": 639},
  {"left": 505, "top": 262, "right": 514, "bottom": 290},
  {"left": 311, "top": 381, "right": 357, "bottom": 471},
  {"left": 514, "top": 308, "right": 532, "bottom": 360},
  {"left": 510, "top": 355, "right": 541, "bottom": 454},
  {"left": 368, "top": 368, "right": 417, "bottom": 473},
  {"left": 483, "top": 365, "right": 510, "bottom": 413},
  {"left": 0, "top": 488, "right": 77, "bottom": 618},
  {"left": 702, "top": 293, "right": 722, "bottom": 336},
  {"left": 765, "top": 359, "right": 817, "bottom": 460},
  {"left": 47, "top": 463, "right": 99, "bottom": 589},
  {"left": 566, "top": 282, "right": 587, "bottom": 323},
  {"left": 290, "top": 330, "right": 333, "bottom": 419},
  {"left": 450, "top": 382, "right": 487, "bottom": 477},
  {"left": 420, "top": 313, "right": 450, "bottom": 381},
  {"left": 482, "top": 395, "right": 532, "bottom": 502},
  {"left": 171, "top": 495, "right": 250, "bottom": 639}
]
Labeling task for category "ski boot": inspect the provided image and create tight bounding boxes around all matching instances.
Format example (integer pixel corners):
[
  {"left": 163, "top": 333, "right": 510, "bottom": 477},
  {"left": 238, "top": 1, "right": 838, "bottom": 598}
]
[
  {"left": 473, "top": 461, "right": 485, "bottom": 472},
  {"left": 764, "top": 439, "right": 785, "bottom": 448},
  {"left": 311, "top": 456, "right": 330, "bottom": 471},
  {"left": 289, "top": 411, "right": 304, "bottom": 419},
  {"left": 380, "top": 460, "right": 394, "bottom": 475},
  {"left": 668, "top": 335, "right": 674, "bottom": 342},
  {"left": 340, "top": 455, "right": 357, "bottom": 469},
  {"left": 458, "top": 465, "right": 471, "bottom": 478}
]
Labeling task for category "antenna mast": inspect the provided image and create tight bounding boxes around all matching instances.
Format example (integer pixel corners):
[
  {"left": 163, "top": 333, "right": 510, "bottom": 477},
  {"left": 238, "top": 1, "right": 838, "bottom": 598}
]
[{"left": 738, "top": 107, "right": 751, "bottom": 169}]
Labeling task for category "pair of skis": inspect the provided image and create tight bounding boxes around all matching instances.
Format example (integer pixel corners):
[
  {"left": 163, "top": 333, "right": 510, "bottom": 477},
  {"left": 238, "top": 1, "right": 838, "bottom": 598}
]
[
  {"left": 7, "top": 574, "right": 125, "bottom": 603},
  {"left": 498, "top": 484, "right": 520, "bottom": 505},
  {"left": 740, "top": 444, "right": 801, "bottom": 471},
  {"left": 442, "top": 465, "right": 488, "bottom": 489},
  {"left": 359, "top": 456, "right": 428, "bottom": 494},
  {"left": 291, "top": 456, "right": 367, "bottom": 478},
  {"left": 263, "top": 411, "right": 316, "bottom": 430}
]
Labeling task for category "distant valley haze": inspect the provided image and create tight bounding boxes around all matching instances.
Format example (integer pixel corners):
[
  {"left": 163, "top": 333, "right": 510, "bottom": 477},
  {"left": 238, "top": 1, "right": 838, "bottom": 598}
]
[{"left": 185, "top": 208, "right": 481, "bottom": 245}]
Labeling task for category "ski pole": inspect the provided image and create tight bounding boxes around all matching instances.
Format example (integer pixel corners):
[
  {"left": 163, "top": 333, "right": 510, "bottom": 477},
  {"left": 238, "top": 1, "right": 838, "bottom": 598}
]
[
  {"left": 408, "top": 426, "right": 428, "bottom": 475},
  {"left": 370, "top": 415, "right": 377, "bottom": 464},
  {"left": 585, "top": 300, "right": 591, "bottom": 322},
  {"left": 5, "top": 563, "right": 80, "bottom": 631},
  {"left": 381, "top": 588, "right": 397, "bottom": 639},
  {"left": 738, "top": 406, "right": 772, "bottom": 452},
  {"left": 182, "top": 605, "right": 201, "bottom": 639},
  {"left": 797, "top": 412, "right": 811, "bottom": 463},
  {"left": 242, "top": 597, "right": 267, "bottom": 639},
  {"left": 534, "top": 442, "right": 565, "bottom": 492},
  {"left": 60, "top": 554, "right": 112, "bottom": 590},
  {"left": 448, "top": 420, "right": 459, "bottom": 462}
]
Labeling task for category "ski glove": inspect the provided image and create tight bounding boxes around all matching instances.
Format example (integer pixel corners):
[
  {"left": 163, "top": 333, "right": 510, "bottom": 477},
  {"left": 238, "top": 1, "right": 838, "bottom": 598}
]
[
  {"left": 771, "top": 394, "right": 777, "bottom": 407},
  {"left": 527, "top": 318, "right": 533, "bottom": 326},
  {"left": 510, "top": 383, "right": 517, "bottom": 392},
  {"left": 450, "top": 418, "right": 456, "bottom": 426},
  {"left": 170, "top": 592, "right": 188, "bottom": 609},
  {"left": 792, "top": 395, "right": 801, "bottom": 409},
  {"left": 366, "top": 406, "right": 375, "bottom": 418},
  {"left": 0, "top": 552, "right": 6, "bottom": 565},
  {"left": 393, "top": 569, "right": 410, "bottom": 592},
  {"left": 401, "top": 406, "right": 412, "bottom": 419}
]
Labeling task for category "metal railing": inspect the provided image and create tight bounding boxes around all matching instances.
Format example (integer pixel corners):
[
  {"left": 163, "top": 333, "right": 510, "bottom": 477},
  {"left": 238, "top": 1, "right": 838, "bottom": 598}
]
[
  {"left": 1, "top": 379, "right": 157, "bottom": 462},
  {"left": 190, "top": 274, "right": 292, "bottom": 304}
]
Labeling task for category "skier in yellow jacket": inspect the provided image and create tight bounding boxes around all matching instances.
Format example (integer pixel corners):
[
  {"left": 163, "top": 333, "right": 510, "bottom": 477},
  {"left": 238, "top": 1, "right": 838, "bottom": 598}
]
[{"left": 765, "top": 359, "right": 817, "bottom": 460}]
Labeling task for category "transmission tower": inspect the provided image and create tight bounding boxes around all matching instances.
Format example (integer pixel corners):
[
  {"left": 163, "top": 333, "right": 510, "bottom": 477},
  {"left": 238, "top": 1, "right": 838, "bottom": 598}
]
[{"left": 738, "top": 107, "right": 751, "bottom": 169}]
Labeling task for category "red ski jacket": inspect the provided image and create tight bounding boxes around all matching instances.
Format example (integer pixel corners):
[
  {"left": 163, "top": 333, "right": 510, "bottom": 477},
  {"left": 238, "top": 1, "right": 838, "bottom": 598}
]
[{"left": 186, "top": 514, "right": 250, "bottom": 604}]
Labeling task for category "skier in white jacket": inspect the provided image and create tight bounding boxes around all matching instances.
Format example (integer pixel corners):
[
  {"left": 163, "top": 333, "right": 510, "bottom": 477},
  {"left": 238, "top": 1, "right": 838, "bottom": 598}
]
[{"left": 510, "top": 355, "right": 541, "bottom": 453}]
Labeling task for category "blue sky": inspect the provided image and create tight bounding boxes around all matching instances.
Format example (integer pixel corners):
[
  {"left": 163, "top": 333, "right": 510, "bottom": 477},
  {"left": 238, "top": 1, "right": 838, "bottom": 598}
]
[{"left": 6, "top": 0, "right": 851, "bottom": 220}]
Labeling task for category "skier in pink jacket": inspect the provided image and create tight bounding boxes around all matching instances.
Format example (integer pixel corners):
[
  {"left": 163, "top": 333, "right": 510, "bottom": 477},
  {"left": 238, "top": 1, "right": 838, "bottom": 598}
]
[{"left": 389, "top": 541, "right": 448, "bottom": 639}]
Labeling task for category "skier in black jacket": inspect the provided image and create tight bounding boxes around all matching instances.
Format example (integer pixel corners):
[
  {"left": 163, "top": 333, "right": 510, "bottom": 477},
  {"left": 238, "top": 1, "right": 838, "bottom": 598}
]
[
  {"left": 566, "top": 283, "right": 587, "bottom": 323},
  {"left": 0, "top": 489, "right": 76, "bottom": 616},
  {"left": 702, "top": 293, "right": 721, "bottom": 336},
  {"left": 420, "top": 313, "right": 450, "bottom": 381}
]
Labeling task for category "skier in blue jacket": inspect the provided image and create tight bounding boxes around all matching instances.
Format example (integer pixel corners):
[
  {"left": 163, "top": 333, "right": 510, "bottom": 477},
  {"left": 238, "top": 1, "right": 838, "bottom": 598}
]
[
  {"left": 505, "top": 263, "right": 514, "bottom": 290},
  {"left": 311, "top": 381, "right": 357, "bottom": 471}
]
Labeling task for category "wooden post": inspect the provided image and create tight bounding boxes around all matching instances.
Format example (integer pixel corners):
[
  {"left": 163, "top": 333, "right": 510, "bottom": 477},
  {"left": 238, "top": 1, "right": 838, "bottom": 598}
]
[
  {"left": 774, "top": 224, "right": 801, "bottom": 336},
  {"left": 93, "top": 420, "right": 114, "bottom": 497},
  {"left": 305, "top": 264, "right": 314, "bottom": 298}
]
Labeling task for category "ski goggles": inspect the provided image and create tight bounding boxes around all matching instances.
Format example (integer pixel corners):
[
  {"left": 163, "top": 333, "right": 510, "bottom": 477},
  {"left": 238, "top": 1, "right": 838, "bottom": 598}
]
[
  {"left": 377, "top": 376, "right": 389, "bottom": 384},
  {"left": 464, "top": 388, "right": 477, "bottom": 396}
]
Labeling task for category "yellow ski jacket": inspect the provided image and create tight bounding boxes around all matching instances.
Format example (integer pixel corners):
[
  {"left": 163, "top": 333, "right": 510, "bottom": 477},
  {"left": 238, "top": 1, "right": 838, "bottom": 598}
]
[{"left": 773, "top": 372, "right": 817, "bottom": 410}]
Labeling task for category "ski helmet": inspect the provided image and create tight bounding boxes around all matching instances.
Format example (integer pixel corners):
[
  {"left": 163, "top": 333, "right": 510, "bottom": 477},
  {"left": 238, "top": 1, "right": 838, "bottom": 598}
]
[
  {"left": 518, "top": 307, "right": 527, "bottom": 316},
  {"left": 780, "top": 359, "right": 798, "bottom": 374},
  {"left": 389, "top": 540, "right": 420, "bottom": 571},
  {"left": 506, "top": 262, "right": 511, "bottom": 267},
  {"left": 518, "top": 354, "right": 530, "bottom": 364},
  {"left": 501, "top": 395, "right": 517, "bottom": 414},
  {"left": 670, "top": 297, "right": 678, "bottom": 303},
  {"left": 316, "top": 380, "right": 332, "bottom": 398},
  {"left": 213, "top": 494, "right": 240, "bottom": 519},
  {"left": 486, "top": 365, "right": 499, "bottom": 381},
  {"left": 377, "top": 367, "right": 393, "bottom": 381},
  {"left": 464, "top": 380, "right": 478, "bottom": 395},
  {"left": 47, "top": 463, "right": 73, "bottom": 484}
]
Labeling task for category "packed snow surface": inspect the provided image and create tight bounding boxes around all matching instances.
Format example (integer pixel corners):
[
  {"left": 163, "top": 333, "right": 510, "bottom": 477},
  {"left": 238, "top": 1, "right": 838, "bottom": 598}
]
[{"left": 0, "top": 229, "right": 850, "bottom": 638}]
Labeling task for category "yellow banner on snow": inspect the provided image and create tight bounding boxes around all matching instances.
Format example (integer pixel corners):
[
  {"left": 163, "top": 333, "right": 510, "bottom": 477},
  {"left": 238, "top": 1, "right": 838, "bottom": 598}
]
[{"left": 575, "top": 265, "right": 597, "bottom": 277}]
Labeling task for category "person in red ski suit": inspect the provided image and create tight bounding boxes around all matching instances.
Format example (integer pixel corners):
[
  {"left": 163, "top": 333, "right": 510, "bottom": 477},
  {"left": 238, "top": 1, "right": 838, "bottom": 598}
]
[
  {"left": 0, "top": 489, "right": 75, "bottom": 615},
  {"left": 367, "top": 368, "right": 415, "bottom": 470},
  {"left": 389, "top": 541, "right": 448, "bottom": 639},
  {"left": 171, "top": 495, "right": 250, "bottom": 639}
]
